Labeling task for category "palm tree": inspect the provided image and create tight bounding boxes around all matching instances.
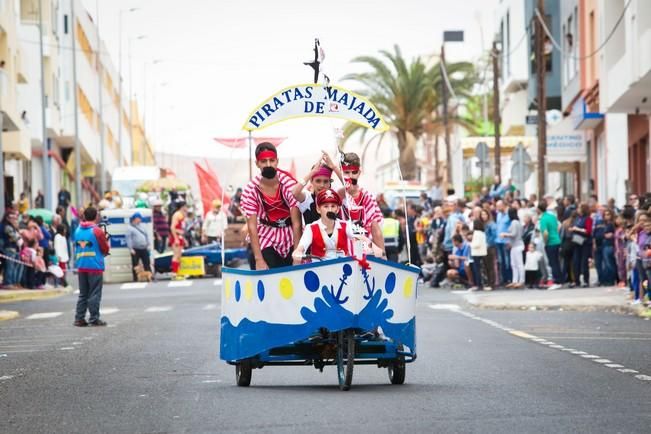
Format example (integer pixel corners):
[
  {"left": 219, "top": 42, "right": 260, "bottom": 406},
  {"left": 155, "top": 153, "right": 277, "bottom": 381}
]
[
  {"left": 341, "top": 46, "right": 433, "bottom": 180},
  {"left": 342, "top": 46, "right": 480, "bottom": 181}
]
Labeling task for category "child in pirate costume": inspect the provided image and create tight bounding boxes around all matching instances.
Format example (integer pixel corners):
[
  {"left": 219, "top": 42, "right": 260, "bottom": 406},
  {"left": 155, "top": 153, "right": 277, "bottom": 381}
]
[
  {"left": 291, "top": 151, "right": 344, "bottom": 225},
  {"left": 293, "top": 188, "right": 381, "bottom": 264},
  {"left": 240, "top": 142, "right": 302, "bottom": 270},
  {"left": 339, "top": 152, "right": 386, "bottom": 255}
]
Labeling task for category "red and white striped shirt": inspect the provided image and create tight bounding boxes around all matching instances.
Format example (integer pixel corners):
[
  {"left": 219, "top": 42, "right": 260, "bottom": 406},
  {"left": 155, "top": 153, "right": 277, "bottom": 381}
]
[
  {"left": 240, "top": 171, "right": 298, "bottom": 258},
  {"left": 342, "top": 188, "right": 383, "bottom": 235}
]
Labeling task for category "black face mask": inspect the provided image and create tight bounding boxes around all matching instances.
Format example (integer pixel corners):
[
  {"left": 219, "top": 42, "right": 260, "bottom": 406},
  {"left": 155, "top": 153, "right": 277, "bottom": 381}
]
[
  {"left": 345, "top": 177, "right": 358, "bottom": 186},
  {"left": 261, "top": 167, "right": 277, "bottom": 179},
  {"left": 326, "top": 211, "right": 337, "bottom": 221}
]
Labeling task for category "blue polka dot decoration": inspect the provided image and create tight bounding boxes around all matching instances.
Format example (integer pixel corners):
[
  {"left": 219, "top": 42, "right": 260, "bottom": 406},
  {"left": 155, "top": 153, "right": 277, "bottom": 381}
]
[
  {"left": 235, "top": 281, "right": 241, "bottom": 302},
  {"left": 257, "top": 280, "right": 265, "bottom": 301},
  {"left": 385, "top": 272, "right": 396, "bottom": 294},
  {"left": 304, "top": 271, "right": 320, "bottom": 292}
]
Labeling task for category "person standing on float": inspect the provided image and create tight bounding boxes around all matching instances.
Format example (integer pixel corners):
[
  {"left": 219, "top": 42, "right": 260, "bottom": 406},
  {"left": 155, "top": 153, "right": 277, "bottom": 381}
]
[
  {"left": 291, "top": 150, "right": 344, "bottom": 226},
  {"left": 240, "top": 142, "right": 301, "bottom": 270},
  {"left": 339, "top": 152, "right": 386, "bottom": 256}
]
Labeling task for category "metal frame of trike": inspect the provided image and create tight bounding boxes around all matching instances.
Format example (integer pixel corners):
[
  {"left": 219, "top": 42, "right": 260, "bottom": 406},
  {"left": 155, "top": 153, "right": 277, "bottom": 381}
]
[{"left": 222, "top": 256, "right": 418, "bottom": 390}]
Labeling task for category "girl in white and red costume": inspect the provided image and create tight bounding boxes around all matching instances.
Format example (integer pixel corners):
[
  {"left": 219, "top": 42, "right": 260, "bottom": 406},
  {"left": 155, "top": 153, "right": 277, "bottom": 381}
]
[{"left": 293, "top": 188, "right": 381, "bottom": 264}]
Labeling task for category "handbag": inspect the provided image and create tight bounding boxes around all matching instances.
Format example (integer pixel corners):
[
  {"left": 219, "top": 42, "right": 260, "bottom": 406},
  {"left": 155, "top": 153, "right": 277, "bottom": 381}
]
[{"left": 571, "top": 233, "right": 586, "bottom": 245}]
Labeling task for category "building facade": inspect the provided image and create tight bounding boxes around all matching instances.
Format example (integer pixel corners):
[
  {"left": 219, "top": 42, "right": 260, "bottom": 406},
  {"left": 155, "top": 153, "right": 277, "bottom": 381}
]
[{"left": 2, "top": 0, "right": 155, "bottom": 212}]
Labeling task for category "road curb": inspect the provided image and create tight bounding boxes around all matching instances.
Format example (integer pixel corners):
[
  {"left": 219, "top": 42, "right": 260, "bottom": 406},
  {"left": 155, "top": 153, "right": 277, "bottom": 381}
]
[
  {"left": 0, "top": 286, "right": 74, "bottom": 304},
  {"left": 0, "top": 310, "right": 20, "bottom": 321},
  {"left": 467, "top": 301, "right": 647, "bottom": 317}
]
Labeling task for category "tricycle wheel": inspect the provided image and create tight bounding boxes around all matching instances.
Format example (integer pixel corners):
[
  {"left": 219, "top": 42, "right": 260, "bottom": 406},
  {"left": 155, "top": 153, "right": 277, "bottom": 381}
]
[
  {"left": 336, "top": 330, "right": 355, "bottom": 391},
  {"left": 236, "top": 360, "right": 252, "bottom": 387},
  {"left": 387, "top": 360, "right": 406, "bottom": 385}
]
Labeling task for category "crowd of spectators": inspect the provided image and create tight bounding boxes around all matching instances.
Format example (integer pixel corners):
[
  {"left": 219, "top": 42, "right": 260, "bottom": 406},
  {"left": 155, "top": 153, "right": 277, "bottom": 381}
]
[{"left": 383, "top": 176, "right": 651, "bottom": 307}]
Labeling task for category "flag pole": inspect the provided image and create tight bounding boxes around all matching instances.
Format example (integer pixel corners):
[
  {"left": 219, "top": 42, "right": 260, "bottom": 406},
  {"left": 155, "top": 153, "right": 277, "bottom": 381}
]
[
  {"left": 396, "top": 162, "right": 411, "bottom": 266},
  {"left": 248, "top": 131, "right": 253, "bottom": 180}
]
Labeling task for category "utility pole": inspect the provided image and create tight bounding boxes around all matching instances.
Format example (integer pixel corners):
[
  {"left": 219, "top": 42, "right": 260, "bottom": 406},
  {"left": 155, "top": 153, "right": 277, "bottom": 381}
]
[
  {"left": 440, "top": 44, "right": 452, "bottom": 185},
  {"left": 38, "top": 0, "right": 52, "bottom": 210},
  {"left": 71, "top": 0, "right": 82, "bottom": 208},
  {"left": 492, "top": 40, "right": 502, "bottom": 180},
  {"left": 535, "top": 0, "right": 547, "bottom": 197},
  {"left": 95, "top": 0, "right": 106, "bottom": 196}
]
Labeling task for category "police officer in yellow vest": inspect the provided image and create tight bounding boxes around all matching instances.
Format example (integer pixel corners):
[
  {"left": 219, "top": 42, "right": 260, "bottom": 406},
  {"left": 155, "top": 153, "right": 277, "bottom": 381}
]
[{"left": 381, "top": 208, "right": 403, "bottom": 263}]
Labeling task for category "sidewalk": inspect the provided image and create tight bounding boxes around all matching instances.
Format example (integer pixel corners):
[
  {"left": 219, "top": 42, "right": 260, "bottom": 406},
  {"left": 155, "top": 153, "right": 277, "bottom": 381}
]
[
  {"left": 0, "top": 286, "right": 74, "bottom": 304},
  {"left": 461, "top": 286, "right": 650, "bottom": 317}
]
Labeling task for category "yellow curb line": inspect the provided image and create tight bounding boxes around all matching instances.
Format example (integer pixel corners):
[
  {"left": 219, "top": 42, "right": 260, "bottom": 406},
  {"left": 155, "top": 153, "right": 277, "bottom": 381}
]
[
  {"left": 0, "top": 286, "right": 74, "bottom": 304},
  {"left": 0, "top": 310, "right": 20, "bottom": 321}
]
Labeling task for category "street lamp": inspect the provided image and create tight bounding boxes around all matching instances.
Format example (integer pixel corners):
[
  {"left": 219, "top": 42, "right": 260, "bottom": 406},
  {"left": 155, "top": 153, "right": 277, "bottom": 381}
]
[
  {"left": 117, "top": 7, "right": 139, "bottom": 166},
  {"left": 128, "top": 35, "right": 146, "bottom": 165},
  {"left": 440, "top": 30, "right": 464, "bottom": 187}
]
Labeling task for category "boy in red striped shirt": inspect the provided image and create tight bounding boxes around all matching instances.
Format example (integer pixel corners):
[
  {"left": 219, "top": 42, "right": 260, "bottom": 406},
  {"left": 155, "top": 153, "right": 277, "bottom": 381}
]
[
  {"left": 339, "top": 152, "right": 386, "bottom": 255},
  {"left": 240, "top": 142, "right": 302, "bottom": 270}
]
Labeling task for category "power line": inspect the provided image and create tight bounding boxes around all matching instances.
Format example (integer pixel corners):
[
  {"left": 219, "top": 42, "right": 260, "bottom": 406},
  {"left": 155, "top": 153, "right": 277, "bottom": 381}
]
[{"left": 534, "top": 0, "right": 632, "bottom": 61}]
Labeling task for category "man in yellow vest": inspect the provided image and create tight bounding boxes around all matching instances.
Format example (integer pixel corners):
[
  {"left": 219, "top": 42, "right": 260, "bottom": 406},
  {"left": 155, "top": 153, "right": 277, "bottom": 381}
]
[{"left": 381, "top": 208, "right": 403, "bottom": 263}]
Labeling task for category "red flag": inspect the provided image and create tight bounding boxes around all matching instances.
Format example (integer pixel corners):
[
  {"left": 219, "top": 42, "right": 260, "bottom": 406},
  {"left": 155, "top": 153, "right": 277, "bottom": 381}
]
[
  {"left": 194, "top": 162, "right": 229, "bottom": 216},
  {"left": 254, "top": 137, "right": 286, "bottom": 147},
  {"left": 203, "top": 159, "right": 231, "bottom": 207},
  {"left": 214, "top": 137, "right": 287, "bottom": 148},
  {"left": 213, "top": 138, "right": 248, "bottom": 148},
  {"left": 289, "top": 159, "right": 297, "bottom": 178}
]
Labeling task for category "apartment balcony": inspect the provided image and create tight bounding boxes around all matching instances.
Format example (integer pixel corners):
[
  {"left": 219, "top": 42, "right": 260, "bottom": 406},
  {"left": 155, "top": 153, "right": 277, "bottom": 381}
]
[{"left": 2, "top": 127, "right": 31, "bottom": 160}]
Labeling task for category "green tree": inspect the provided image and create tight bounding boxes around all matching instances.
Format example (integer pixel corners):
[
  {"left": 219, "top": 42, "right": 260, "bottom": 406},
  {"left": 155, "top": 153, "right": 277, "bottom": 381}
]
[
  {"left": 341, "top": 46, "right": 432, "bottom": 180},
  {"left": 342, "top": 46, "right": 480, "bottom": 181}
]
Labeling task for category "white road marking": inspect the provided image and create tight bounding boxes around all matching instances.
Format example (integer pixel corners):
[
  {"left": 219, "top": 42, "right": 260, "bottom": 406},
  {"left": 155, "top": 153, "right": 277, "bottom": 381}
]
[
  {"left": 26, "top": 312, "right": 63, "bottom": 320},
  {"left": 168, "top": 281, "right": 193, "bottom": 287},
  {"left": 74, "top": 290, "right": 79, "bottom": 294},
  {"left": 0, "top": 375, "right": 14, "bottom": 381},
  {"left": 213, "top": 279, "right": 223, "bottom": 286},
  {"left": 59, "top": 347, "right": 75, "bottom": 351},
  {"left": 202, "top": 304, "right": 218, "bottom": 310},
  {"left": 428, "top": 305, "right": 651, "bottom": 383},
  {"left": 145, "top": 306, "right": 172, "bottom": 313},
  {"left": 202, "top": 379, "right": 222, "bottom": 383},
  {"left": 121, "top": 282, "right": 148, "bottom": 290},
  {"left": 100, "top": 308, "right": 119, "bottom": 315},
  {"left": 428, "top": 303, "right": 461, "bottom": 310}
]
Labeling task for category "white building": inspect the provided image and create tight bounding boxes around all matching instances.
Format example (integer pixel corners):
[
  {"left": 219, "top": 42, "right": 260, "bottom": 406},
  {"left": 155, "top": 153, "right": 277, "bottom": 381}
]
[{"left": 598, "top": 0, "right": 651, "bottom": 203}]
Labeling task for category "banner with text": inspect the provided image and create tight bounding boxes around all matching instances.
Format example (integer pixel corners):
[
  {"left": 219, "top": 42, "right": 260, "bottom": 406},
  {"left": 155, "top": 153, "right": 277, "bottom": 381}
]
[{"left": 242, "top": 84, "right": 390, "bottom": 132}]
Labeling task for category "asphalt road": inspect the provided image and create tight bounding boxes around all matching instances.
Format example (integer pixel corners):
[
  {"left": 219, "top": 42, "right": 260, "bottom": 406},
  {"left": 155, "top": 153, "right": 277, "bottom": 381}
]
[{"left": 1, "top": 279, "right": 650, "bottom": 433}]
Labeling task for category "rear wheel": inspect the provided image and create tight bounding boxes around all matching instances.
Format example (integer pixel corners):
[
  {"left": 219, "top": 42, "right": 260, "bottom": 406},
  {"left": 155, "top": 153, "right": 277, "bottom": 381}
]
[
  {"left": 336, "top": 330, "right": 355, "bottom": 391},
  {"left": 236, "top": 360, "right": 252, "bottom": 387}
]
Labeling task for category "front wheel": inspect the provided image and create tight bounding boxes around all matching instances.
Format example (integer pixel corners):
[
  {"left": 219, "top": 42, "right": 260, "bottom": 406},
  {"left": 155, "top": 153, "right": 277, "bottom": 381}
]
[
  {"left": 236, "top": 360, "right": 252, "bottom": 387},
  {"left": 387, "top": 360, "right": 406, "bottom": 385},
  {"left": 336, "top": 330, "right": 355, "bottom": 391}
]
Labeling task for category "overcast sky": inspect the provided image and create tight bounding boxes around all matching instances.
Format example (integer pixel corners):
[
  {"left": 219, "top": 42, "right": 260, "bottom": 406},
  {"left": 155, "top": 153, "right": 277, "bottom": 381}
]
[{"left": 85, "top": 0, "right": 499, "bottom": 174}]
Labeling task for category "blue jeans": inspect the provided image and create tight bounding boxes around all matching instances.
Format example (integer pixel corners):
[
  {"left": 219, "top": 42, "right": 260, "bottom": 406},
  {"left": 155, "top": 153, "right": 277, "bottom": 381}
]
[
  {"left": 3, "top": 251, "right": 24, "bottom": 286},
  {"left": 600, "top": 245, "right": 616, "bottom": 285},
  {"left": 594, "top": 245, "right": 604, "bottom": 284},
  {"left": 545, "top": 245, "right": 562, "bottom": 284},
  {"left": 75, "top": 272, "right": 104, "bottom": 322},
  {"left": 495, "top": 243, "right": 511, "bottom": 284}
]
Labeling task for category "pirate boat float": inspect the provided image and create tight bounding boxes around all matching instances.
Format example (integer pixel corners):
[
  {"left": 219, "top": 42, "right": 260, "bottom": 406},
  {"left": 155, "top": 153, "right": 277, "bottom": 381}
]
[{"left": 219, "top": 39, "right": 419, "bottom": 390}]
